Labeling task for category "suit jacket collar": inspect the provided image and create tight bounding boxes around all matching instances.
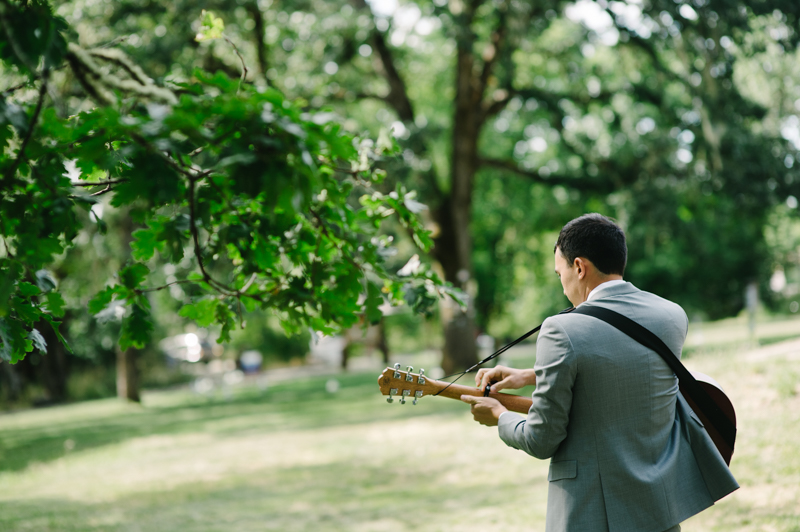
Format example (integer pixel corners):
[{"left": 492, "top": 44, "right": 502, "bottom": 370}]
[{"left": 581, "top": 281, "right": 639, "bottom": 303}]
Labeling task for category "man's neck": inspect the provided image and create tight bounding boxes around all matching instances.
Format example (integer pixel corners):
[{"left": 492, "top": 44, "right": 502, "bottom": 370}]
[
  {"left": 575, "top": 275, "right": 622, "bottom": 303},
  {"left": 584, "top": 277, "right": 625, "bottom": 303}
]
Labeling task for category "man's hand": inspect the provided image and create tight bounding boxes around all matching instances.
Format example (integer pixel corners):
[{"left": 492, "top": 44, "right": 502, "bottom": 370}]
[
  {"left": 475, "top": 365, "right": 535, "bottom": 394},
  {"left": 460, "top": 395, "right": 507, "bottom": 426}
]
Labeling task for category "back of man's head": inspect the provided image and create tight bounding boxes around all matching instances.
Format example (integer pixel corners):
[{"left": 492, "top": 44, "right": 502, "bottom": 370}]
[{"left": 555, "top": 213, "right": 627, "bottom": 276}]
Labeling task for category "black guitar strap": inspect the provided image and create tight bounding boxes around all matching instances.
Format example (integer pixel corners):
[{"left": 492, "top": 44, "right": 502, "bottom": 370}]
[
  {"left": 571, "top": 305, "right": 736, "bottom": 451},
  {"left": 433, "top": 306, "right": 576, "bottom": 397}
]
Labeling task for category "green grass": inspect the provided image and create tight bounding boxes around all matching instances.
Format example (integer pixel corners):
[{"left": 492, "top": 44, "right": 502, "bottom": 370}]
[{"left": 1, "top": 314, "right": 799, "bottom": 531}]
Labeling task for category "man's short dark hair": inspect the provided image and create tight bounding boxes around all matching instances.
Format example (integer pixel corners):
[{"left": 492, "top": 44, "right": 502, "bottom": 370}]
[{"left": 555, "top": 213, "right": 627, "bottom": 276}]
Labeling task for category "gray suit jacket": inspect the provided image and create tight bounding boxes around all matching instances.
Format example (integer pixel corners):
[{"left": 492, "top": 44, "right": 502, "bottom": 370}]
[{"left": 498, "top": 282, "right": 738, "bottom": 532}]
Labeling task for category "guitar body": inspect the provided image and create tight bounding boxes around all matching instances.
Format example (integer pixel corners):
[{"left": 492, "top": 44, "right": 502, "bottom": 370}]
[
  {"left": 378, "top": 366, "right": 737, "bottom": 465},
  {"left": 685, "top": 371, "right": 737, "bottom": 465}
]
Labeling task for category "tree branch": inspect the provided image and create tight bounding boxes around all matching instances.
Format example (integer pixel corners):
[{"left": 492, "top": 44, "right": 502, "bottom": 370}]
[
  {"left": 2, "top": 78, "right": 36, "bottom": 97},
  {"left": 479, "top": 157, "right": 614, "bottom": 193},
  {"left": 477, "top": 5, "right": 509, "bottom": 116},
  {"left": 611, "top": 13, "right": 687, "bottom": 89},
  {"left": 351, "top": 0, "right": 415, "bottom": 123},
  {"left": 130, "top": 132, "right": 213, "bottom": 181},
  {"left": 308, "top": 206, "right": 363, "bottom": 273},
  {"left": 3, "top": 71, "right": 49, "bottom": 184},
  {"left": 187, "top": 175, "right": 232, "bottom": 295},
  {"left": 246, "top": 1, "right": 269, "bottom": 82},
  {"left": 371, "top": 31, "right": 415, "bottom": 122},
  {"left": 135, "top": 279, "right": 196, "bottom": 294},
  {"left": 90, "top": 185, "right": 113, "bottom": 197},
  {"left": 71, "top": 179, "right": 128, "bottom": 187}
]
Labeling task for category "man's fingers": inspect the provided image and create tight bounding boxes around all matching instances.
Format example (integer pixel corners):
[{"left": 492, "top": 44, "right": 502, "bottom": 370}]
[
  {"left": 477, "top": 371, "right": 498, "bottom": 391},
  {"left": 475, "top": 368, "right": 491, "bottom": 387},
  {"left": 490, "top": 376, "right": 513, "bottom": 393},
  {"left": 461, "top": 395, "right": 503, "bottom": 427}
]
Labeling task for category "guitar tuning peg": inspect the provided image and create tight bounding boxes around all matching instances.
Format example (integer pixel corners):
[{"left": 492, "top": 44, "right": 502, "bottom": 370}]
[
  {"left": 412, "top": 390, "right": 422, "bottom": 405},
  {"left": 387, "top": 388, "right": 397, "bottom": 403},
  {"left": 406, "top": 366, "right": 414, "bottom": 382},
  {"left": 417, "top": 369, "right": 425, "bottom": 384},
  {"left": 400, "top": 389, "right": 410, "bottom": 404},
  {"left": 393, "top": 363, "right": 401, "bottom": 379}
]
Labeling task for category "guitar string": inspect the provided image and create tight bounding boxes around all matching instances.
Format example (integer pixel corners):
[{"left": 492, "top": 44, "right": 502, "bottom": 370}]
[{"left": 432, "top": 306, "right": 576, "bottom": 397}]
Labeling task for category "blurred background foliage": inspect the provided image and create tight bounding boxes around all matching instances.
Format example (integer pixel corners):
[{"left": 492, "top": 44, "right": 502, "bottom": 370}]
[{"left": 3, "top": 0, "right": 800, "bottom": 407}]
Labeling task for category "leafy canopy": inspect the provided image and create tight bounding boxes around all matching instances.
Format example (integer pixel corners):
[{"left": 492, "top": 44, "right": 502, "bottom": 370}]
[{"left": 0, "top": 2, "right": 459, "bottom": 363}]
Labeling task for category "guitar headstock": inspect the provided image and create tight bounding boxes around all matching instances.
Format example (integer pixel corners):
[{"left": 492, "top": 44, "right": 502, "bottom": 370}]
[{"left": 378, "top": 363, "right": 438, "bottom": 405}]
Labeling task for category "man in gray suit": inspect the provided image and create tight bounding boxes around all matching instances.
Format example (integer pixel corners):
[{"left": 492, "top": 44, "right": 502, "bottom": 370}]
[{"left": 461, "top": 214, "right": 738, "bottom": 532}]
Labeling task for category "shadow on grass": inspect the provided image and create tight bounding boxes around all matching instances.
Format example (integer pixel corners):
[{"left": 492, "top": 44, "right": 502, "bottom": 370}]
[{"left": 0, "top": 371, "right": 467, "bottom": 474}]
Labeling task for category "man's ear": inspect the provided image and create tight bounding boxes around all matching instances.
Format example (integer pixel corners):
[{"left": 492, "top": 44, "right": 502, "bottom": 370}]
[{"left": 574, "top": 257, "right": 588, "bottom": 279}]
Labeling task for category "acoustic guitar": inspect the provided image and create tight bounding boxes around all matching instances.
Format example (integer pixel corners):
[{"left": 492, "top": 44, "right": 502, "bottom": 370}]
[{"left": 377, "top": 364, "right": 736, "bottom": 465}]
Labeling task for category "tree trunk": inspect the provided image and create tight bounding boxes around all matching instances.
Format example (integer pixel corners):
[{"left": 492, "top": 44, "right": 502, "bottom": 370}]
[
  {"left": 377, "top": 319, "right": 390, "bottom": 365},
  {"left": 341, "top": 340, "right": 352, "bottom": 371},
  {"left": 433, "top": 36, "right": 482, "bottom": 375},
  {"left": 0, "top": 362, "right": 23, "bottom": 402},
  {"left": 37, "top": 320, "right": 69, "bottom": 403},
  {"left": 116, "top": 346, "right": 140, "bottom": 402},
  {"left": 117, "top": 212, "right": 142, "bottom": 402}
]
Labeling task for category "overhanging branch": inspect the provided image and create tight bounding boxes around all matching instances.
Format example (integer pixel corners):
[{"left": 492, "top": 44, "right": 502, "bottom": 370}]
[
  {"left": 351, "top": 0, "right": 414, "bottom": 123},
  {"left": 479, "top": 157, "right": 615, "bottom": 193},
  {"left": 3, "top": 70, "right": 49, "bottom": 185}
]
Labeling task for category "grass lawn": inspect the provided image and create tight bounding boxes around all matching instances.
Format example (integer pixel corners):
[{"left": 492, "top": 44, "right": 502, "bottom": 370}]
[{"left": 0, "top": 313, "right": 799, "bottom": 531}]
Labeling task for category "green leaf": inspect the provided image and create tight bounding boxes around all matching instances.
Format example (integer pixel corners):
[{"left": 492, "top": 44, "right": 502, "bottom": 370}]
[
  {"left": 17, "top": 282, "right": 41, "bottom": 297},
  {"left": 42, "top": 316, "right": 72, "bottom": 353},
  {"left": 365, "top": 281, "right": 384, "bottom": 325},
  {"left": 159, "top": 215, "right": 189, "bottom": 263},
  {"left": 88, "top": 286, "right": 119, "bottom": 315},
  {"left": 216, "top": 303, "right": 236, "bottom": 344},
  {"left": 95, "top": 216, "right": 108, "bottom": 235},
  {"left": 119, "top": 263, "right": 150, "bottom": 290},
  {"left": 11, "top": 297, "right": 40, "bottom": 324},
  {"left": 119, "top": 303, "right": 153, "bottom": 350},
  {"left": 195, "top": 10, "right": 225, "bottom": 42},
  {"left": 35, "top": 269, "right": 58, "bottom": 292},
  {"left": 0, "top": 317, "right": 31, "bottom": 363},
  {"left": 45, "top": 291, "right": 66, "bottom": 318},
  {"left": 28, "top": 329, "right": 47, "bottom": 353},
  {"left": 0, "top": 262, "right": 22, "bottom": 318},
  {"left": 131, "top": 228, "right": 159, "bottom": 261},
  {"left": 253, "top": 241, "right": 277, "bottom": 270},
  {"left": 0, "top": 319, "right": 13, "bottom": 363},
  {"left": 111, "top": 152, "right": 184, "bottom": 208},
  {"left": 178, "top": 298, "right": 219, "bottom": 327},
  {"left": 240, "top": 295, "right": 259, "bottom": 313}
]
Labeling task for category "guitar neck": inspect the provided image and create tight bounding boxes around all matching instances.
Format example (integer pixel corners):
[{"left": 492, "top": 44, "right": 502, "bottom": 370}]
[
  {"left": 378, "top": 366, "right": 533, "bottom": 414},
  {"left": 430, "top": 379, "right": 532, "bottom": 414}
]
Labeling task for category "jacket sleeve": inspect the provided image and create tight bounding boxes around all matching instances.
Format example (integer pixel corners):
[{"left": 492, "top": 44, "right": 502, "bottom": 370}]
[{"left": 498, "top": 317, "right": 577, "bottom": 459}]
